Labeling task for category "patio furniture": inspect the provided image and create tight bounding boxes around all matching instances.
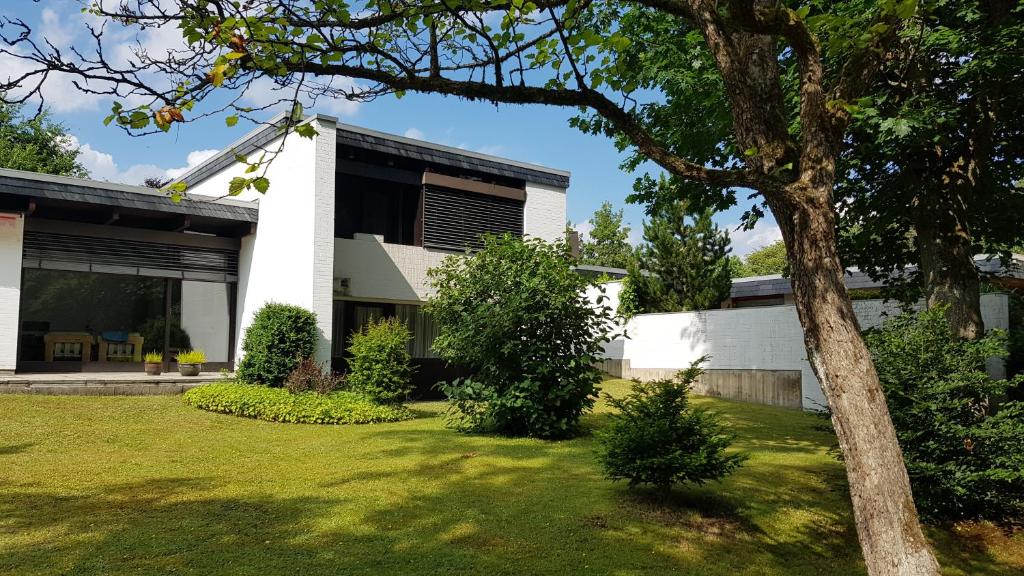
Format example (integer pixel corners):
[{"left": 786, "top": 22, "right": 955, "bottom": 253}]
[
  {"left": 98, "top": 332, "right": 145, "bottom": 362},
  {"left": 43, "top": 332, "right": 95, "bottom": 362}
]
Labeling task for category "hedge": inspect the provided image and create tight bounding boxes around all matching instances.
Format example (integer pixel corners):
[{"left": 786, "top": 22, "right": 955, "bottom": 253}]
[{"left": 183, "top": 383, "right": 414, "bottom": 425}]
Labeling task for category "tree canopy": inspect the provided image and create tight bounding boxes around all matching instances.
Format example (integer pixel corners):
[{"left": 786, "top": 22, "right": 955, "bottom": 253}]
[
  {"left": 0, "top": 1, "right": 950, "bottom": 571},
  {"left": 0, "top": 100, "right": 86, "bottom": 177},
  {"left": 732, "top": 240, "right": 787, "bottom": 278},
  {"left": 624, "top": 200, "right": 732, "bottom": 313},
  {"left": 579, "top": 201, "right": 635, "bottom": 270}
]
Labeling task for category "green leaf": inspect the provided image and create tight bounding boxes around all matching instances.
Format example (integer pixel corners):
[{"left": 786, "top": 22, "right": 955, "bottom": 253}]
[
  {"left": 228, "top": 177, "right": 249, "bottom": 196},
  {"left": 252, "top": 177, "right": 270, "bottom": 194},
  {"left": 295, "top": 123, "right": 318, "bottom": 139},
  {"left": 225, "top": 115, "right": 239, "bottom": 127}
]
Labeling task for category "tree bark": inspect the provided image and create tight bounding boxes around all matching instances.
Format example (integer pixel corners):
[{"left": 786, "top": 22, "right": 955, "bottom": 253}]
[
  {"left": 912, "top": 186, "right": 984, "bottom": 339},
  {"left": 769, "top": 185, "right": 940, "bottom": 576}
]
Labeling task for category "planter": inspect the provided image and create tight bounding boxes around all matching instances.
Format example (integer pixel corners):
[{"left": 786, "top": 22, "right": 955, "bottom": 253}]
[
  {"left": 178, "top": 363, "right": 202, "bottom": 377},
  {"left": 144, "top": 362, "right": 162, "bottom": 376}
]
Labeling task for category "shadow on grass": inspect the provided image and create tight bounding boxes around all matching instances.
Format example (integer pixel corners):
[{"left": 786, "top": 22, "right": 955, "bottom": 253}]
[{"left": 0, "top": 442, "right": 34, "bottom": 455}]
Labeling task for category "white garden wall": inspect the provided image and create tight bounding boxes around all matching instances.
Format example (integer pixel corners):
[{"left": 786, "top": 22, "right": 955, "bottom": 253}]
[
  {"left": 0, "top": 213, "right": 24, "bottom": 373},
  {"left": 593, "top": 287, "right": 1010, "bottom": 410}
]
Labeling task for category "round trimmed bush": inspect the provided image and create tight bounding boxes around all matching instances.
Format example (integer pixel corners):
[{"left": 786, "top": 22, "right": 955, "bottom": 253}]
[
  {"left": 183, "top": 383, "right": 413, "bottom": 425},
  {"left": 236, "top": 303, "right": 318, "bottom": 387}
]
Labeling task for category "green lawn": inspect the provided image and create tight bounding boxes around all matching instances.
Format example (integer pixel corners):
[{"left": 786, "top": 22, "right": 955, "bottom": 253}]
[{"left": 0, "top": 379, "right": 1020, "bottom": 575}]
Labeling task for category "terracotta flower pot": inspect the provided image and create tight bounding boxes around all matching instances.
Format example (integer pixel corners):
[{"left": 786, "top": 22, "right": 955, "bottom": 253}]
[
  {"left": 178, "top": 363, "right": 202, "bottom": 377},
  {"left": 144, "top": 362, "right": 162, "bottom": 376}
]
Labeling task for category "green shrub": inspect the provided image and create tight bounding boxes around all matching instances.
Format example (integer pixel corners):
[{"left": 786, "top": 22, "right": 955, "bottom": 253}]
[
  {"left": 286, "top": 358, "right": 344, "bottom": 395},
  {"left": 183, "top": 382, "right": 413, "bottom": 425},
  {"left": 427, "top": 234, "right": 615, "bottom": 438},
  {"left": 598, "top": 359, "right": 746, "bottom": 492},
  {"left": 864, "top": 307, "right": 1024, "bottom": 522},
  {"left": 138, "top": 317, "right": 190, "bottom": 352},
  {"left": 236, "top": 303, "right": 319, "bottom": 387},
  {"left": 143, "top": 351, "right": 162, "bottom": 363},
  {"left": 175, "top": 349, "right": 206, "bottom": 364},
  {"left": 346, "top": 317, "right": 415, "bottom": 404}
]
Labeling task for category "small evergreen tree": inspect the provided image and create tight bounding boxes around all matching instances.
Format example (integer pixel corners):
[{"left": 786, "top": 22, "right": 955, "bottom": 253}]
[
  {"left": 599, "top": 359, "right": 746, "bottom": 492},
  {"left": 579, "top": 201, "right": 635, "bottom": 270},
  {"left": 633, "top": 201, "right": 733, "bottom": 312}
]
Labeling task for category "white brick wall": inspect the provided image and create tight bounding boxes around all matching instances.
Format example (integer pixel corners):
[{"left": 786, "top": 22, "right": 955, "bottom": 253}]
[
  {"left": 334, "top": 234, "right": 454, "bottom": 302},
  {"left": 593, "top": 291, "right": 1011, "bottom": 410},
  {"left": 190, "top": 121, "right": 333, "bottom": 363},
  {"left": 524, "top": 181, "right": 567, "bottom": 243},
  {"left": 310, "top": 119, "right": 337, "bottom": 362},
  {"left": 0, "top": 213, "right": 23, "bottom": 372}
]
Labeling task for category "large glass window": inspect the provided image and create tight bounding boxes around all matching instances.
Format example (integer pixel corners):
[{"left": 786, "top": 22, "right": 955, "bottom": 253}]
[
  {"left": 331, "top": 300, "right": 438, "bottom": 360},
  {"left": 17, "top": 269, "right": 232, "bottom": 369}
]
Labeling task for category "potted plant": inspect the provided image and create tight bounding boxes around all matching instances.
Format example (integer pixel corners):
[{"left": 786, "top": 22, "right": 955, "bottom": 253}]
[
  {"left": 143, "top": 351, "right": 163, "bottom": 376},
  {"left": 175, "top": 349, "right": 206, "bottom": 377}
]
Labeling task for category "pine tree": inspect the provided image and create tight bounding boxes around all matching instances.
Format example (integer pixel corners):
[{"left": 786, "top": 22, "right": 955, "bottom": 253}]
[
  {"left": 579, "top": 201, "right": 635, "bottom": 270},
  {"left": 632, "top": 202, "right": 732, "bottom": 312}
]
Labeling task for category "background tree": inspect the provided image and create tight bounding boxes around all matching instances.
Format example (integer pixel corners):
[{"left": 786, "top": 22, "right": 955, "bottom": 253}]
[
  {"left": 739, "top": 240, "right": 787, "bottom": 277},
  {"left": 143, "top": 176, "right": 171, "bottom": 188},
  {"left": 835, "top": 0, "right": 1024, "bottom": 340},
  {"left": 0, "top": 100, "right": 86, "bottom": 177},
  {"left": 629, "top": 200, "right": 732, "bottom": 312},
  {"left": 579, "top": 201, "right": 636, "bottom": 269},
  {"left": 1, "top": 1, "right": 946, "bottom": 571}
]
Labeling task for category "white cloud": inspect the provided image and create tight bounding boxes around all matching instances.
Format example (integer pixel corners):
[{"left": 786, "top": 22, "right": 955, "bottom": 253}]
[
  {"left": 65, "top": 135, "right": 218, "bottom": 185},
  {"left": 727, "top": 219, "right": 783, "bottom": 257},
  {"left": 404, "top": 127, "right": 425, "bottom": 140}
]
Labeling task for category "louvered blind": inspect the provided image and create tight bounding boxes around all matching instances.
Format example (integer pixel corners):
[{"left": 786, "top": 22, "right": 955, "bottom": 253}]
[
  {"left": 422, "top": 186, "right": 524, "bottom": 250},
  {"left": 22, "top": 231, "right": 239, "bottom": 282}
]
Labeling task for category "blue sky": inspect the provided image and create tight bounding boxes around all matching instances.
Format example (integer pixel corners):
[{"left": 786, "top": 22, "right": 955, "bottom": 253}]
[{"left": 1, "top": 1, "right": 781, "bottom": 256}]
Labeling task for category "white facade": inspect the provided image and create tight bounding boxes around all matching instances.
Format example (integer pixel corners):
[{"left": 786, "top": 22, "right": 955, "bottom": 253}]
[
  {"left": 184, "top": 115, "right": 569, "bottom": 365},
  {"left": 593, "top": 285, "right": 1011, "bottom": 410},
  {"left": 0, "top": 213, "right": 24, "bottom": 373}
]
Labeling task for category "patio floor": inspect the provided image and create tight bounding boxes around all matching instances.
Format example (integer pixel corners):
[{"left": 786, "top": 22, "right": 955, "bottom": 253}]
[{"left": 0, "top": 371, "right": 228, "bottom": 395}]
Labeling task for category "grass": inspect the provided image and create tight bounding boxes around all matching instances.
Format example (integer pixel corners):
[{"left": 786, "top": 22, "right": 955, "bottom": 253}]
[{"left": 0, "top": 378, "right": 1020, "bottom": 575}]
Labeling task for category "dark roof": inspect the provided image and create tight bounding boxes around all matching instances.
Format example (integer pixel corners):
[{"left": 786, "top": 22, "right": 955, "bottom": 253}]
[
  {"left": 174, "top": 113, "right": 571, "bottom": 190},
  {"left": 730, "top": 255, "right": 1024, "bottom": 299},
  {"left": 334, "top": 121, "right": 570, "bottom": 188},
  {"left": 0, "top": 168, "right": 258, "bottom": 223}
]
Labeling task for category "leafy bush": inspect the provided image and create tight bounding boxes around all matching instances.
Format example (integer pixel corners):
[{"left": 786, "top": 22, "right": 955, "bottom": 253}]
[
  {"left": 346, "top": 317, "right": 415, "bottom": 404},
  {"left": 598, "top": 360, "right": 746, "bottom": 491},
  {"left": 175, "top": 349, "right": 206, "bottom": 364},
  {"left": 286, "top": 358, "right": 344, "bottom": 395},
  {"left": 143, "top": 351, "right": 162, "bottom": 363},
  {"left": 236, "top": 303, "right": 319, "bottom": 387},
  {"left": 138, "top": 317, "right": 190, "bottom": 352},
  {"left": 864, "top": 307, "right": 1024, "bottom": 522},
  {"left": 426, "top": 234, "right": 615, "bottom": 438},
  {"left": 183, "top": 382, "right": 413, "bottom": 425}
]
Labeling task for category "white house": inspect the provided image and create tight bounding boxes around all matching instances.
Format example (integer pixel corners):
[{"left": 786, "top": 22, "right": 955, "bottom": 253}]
[{"left": 0, "top": 114, "right": 568, "bottom": 386}]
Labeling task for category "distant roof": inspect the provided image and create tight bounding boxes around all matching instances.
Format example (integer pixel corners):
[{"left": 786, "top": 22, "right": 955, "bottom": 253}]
[
  {"left": 573, "top": 264, "right": 629, "bottom": 279},
  {"left": 173, "top": 113, "right": 571, "bottom": 190},
  {"left": 0, "top": 168, "right": 258, "bottom": 223},
  {"left": 730, "top": 255, "right": 1024, "bottom": 299}
]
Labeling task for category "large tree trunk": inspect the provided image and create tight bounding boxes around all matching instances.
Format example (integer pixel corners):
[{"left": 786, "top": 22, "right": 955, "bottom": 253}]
[
  {"left": 912, "top": 187, "right": 984, "bottom": 339},
  {"left": 769, "top": 186, "right": 940, "bottom": 576}
]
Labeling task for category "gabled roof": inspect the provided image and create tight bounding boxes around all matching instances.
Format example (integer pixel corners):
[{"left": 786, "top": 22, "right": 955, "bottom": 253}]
[
  {"left": 172, "top": 113, "right": 571, "bottom": 190},
  {"left": 0, "top": 167, "right": 258, "bottom": 223}
]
